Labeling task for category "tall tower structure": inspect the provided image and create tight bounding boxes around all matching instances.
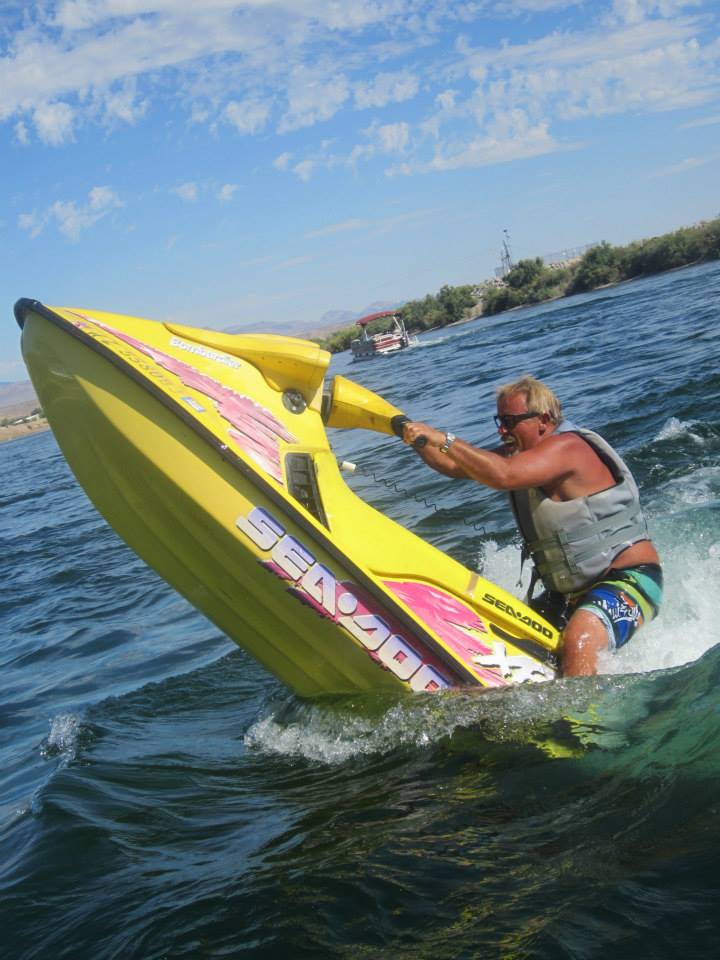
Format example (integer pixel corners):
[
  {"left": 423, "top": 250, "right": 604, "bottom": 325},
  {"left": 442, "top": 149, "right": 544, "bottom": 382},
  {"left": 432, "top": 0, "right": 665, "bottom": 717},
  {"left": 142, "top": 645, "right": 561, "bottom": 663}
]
[{"left": 500, "top": 229, "right": 514, "bottom": 277}]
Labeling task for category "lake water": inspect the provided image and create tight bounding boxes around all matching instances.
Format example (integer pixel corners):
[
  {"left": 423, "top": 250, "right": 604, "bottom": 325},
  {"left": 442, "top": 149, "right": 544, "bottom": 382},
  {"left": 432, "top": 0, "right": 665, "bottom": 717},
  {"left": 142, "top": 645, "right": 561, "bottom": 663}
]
[{"left": 2, "top": 261, "right": 720, "bottom": 958}]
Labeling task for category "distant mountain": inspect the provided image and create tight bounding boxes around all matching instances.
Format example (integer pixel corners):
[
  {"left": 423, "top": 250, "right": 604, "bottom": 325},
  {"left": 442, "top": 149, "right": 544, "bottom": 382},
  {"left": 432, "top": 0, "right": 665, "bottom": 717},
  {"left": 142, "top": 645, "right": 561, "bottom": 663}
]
[
  {"left": 316, "top": 301, "right": 402, "bottom": 330},
  {"left": 0, "top": 380, "right": 37, "bottom": 412},
  {"left": 222, "top": 300, "right": 404, "bottom": 339},
  {"left": 222, "top": 318, "right": 311, "bottom": 336}
]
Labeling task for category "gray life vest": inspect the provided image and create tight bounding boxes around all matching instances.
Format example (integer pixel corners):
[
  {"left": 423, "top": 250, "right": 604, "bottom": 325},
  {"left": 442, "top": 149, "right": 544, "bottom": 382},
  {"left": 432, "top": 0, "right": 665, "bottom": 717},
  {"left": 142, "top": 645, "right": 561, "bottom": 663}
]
[{"left": 509, "top": 423, "right": 649, "bottom": 594}]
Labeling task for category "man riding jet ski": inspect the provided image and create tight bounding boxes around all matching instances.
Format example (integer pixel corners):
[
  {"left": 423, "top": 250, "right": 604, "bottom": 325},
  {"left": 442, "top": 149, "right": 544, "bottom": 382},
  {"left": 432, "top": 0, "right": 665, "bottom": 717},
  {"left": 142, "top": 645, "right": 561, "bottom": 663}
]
[{"left": 402, "top": 375, "right": 662, "bottom": 676}]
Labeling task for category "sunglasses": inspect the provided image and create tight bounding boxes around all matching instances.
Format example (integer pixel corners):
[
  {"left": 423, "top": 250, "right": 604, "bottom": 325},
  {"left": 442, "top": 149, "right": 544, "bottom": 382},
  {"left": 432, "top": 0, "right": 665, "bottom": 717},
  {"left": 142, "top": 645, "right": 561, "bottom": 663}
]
[{"left": 494, "top": 411, "right": 541, "bottom": 430}]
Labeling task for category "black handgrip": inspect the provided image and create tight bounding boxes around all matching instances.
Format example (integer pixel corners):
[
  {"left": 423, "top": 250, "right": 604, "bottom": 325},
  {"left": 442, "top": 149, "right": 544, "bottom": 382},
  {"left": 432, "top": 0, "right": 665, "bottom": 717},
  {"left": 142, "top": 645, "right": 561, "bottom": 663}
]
[
  {"left": 390, "top": 414, "right": 409, "bottom": 437},
  {"left": 390, "top": 414, "right": 427, "bottom": 448}
]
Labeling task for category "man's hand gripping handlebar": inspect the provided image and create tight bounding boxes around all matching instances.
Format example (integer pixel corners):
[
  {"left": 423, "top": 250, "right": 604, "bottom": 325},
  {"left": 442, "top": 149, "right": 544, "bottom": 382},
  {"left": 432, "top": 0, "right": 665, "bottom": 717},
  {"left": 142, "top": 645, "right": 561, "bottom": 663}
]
[{"left": 391, "top": 415, "right": 427, "bottom": 449}]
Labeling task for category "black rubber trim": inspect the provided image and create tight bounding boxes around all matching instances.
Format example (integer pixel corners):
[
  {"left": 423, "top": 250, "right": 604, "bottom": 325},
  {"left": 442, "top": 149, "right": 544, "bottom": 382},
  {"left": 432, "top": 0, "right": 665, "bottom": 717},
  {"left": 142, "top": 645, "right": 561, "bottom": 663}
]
[
  {"left": 15, "top": 298, "right": 482, "bottom": 687},
  {"left": 15, "top": 297, "right": 40, "bottom": 329},
  {"left": 285, "top": 453, "right": 328, "bottom": 527}
]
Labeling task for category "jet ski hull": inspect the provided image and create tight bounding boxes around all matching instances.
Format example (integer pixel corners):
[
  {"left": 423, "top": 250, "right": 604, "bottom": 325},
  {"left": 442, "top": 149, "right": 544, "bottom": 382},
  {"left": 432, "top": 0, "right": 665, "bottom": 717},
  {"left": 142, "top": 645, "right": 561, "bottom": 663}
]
[{"left": 16, "top": 300, "right": 560, "bottom": 696}]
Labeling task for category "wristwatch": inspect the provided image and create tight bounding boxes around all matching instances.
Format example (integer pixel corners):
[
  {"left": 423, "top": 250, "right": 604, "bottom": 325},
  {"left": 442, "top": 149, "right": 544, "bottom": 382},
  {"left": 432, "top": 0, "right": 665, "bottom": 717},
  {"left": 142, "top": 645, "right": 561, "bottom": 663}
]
[{"left": 439, "top": 432, "right": 456, "bottom": 454}]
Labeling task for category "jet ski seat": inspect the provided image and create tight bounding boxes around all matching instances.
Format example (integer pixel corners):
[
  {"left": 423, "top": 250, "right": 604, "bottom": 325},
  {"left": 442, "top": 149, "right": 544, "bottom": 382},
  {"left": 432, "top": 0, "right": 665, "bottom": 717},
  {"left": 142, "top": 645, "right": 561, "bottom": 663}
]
[{"left": 165, "top": 323, "right": 331, "bottom": 398}]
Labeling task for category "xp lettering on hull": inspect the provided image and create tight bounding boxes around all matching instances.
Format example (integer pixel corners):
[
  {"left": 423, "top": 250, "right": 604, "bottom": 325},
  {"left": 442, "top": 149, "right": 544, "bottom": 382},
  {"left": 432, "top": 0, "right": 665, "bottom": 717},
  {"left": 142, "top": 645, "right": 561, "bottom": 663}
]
[{"left": 236, "top": 506, "right": 453, "bottom": 692}]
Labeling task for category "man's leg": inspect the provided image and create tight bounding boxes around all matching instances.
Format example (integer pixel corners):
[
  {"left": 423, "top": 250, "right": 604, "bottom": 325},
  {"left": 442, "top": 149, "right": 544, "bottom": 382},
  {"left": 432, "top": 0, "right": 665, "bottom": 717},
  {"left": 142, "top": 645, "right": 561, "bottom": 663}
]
[
  {"left": 561, "top": 608, "right": 610, "bottom": 676},
  {"left": 561, "top": 566, "right": 662, "bottom": 676}
]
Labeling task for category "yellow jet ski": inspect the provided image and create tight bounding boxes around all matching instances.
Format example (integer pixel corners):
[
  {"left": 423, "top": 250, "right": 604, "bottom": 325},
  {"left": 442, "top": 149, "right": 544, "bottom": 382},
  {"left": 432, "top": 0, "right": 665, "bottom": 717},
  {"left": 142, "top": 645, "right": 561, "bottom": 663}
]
[{"left": 15, "top": 299, "right": 561, "bottom": 697}]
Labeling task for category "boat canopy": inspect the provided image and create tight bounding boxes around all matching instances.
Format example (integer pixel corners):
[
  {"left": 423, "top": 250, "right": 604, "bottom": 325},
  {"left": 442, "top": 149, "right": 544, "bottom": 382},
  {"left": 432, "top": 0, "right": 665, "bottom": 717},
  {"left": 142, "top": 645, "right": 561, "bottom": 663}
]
[{"left": 356, "top": 310, "right": 397, "bottom": 327}]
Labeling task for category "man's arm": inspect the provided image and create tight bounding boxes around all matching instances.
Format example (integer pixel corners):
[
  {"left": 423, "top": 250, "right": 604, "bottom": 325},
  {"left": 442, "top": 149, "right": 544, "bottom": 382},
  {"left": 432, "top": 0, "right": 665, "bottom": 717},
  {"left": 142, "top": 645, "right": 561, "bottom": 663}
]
[
  {"left": 403, "top": 421, "right": 576, "bottom": 490},
  {"left": 405, "top": 425, "right": 471, "bottom": 479}
]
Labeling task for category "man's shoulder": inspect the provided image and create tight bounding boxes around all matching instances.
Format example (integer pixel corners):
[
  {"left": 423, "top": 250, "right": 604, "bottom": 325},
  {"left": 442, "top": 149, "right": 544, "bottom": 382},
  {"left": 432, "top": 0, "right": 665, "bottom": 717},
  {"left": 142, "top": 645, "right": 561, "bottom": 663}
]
[
  {"left": 542, "top": 430, "right": 597, "bottom": 468},
  {"left": 545, "top": 429, "right": 586, "bottom": 449}
]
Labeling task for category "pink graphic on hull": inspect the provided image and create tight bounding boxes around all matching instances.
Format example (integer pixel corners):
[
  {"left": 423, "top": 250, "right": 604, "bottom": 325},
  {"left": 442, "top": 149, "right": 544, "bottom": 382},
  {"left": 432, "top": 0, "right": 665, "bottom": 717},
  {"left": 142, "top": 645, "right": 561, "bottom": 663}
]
[
  {"left": 383, "top": 580, "right": 510, "bottom": 687},
  {"left": 286, "top": 573, "right": 455, "bottom": 690},
  {"left": 256, "top": 556, "right": 454, "bottom": 689},
  {"left": 70, "top": 314, "right": 295, "bottom": 484}
]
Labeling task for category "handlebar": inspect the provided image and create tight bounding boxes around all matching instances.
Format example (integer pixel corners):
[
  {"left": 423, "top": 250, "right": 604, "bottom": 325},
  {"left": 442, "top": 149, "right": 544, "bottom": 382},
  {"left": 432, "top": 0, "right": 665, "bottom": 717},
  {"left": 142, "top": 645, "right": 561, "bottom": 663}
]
[{"left": 390, "top": 414, "right": 428, "bottom": 449}]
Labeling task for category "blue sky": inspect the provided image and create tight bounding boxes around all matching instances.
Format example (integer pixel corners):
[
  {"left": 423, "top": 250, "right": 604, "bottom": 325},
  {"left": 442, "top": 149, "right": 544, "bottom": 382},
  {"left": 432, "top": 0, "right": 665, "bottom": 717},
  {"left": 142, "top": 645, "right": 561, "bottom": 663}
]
[{"left": 2, "top": 0, "right": 719, "bottom": 380}]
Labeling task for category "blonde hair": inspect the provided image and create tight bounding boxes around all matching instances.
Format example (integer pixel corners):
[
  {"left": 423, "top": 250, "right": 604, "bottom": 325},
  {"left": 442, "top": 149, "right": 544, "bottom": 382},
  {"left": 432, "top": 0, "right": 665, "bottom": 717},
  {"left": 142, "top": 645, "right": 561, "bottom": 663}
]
[{"left": 495, "top": 375, "right": 562, "bottom": 425}]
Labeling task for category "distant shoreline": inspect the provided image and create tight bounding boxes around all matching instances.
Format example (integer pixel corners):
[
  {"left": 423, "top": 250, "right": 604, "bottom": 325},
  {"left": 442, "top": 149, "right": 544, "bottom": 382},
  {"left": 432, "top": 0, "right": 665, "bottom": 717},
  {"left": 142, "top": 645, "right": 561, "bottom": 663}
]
[{"left": 0, "top": 420, "right": 50, "bottom": 444}]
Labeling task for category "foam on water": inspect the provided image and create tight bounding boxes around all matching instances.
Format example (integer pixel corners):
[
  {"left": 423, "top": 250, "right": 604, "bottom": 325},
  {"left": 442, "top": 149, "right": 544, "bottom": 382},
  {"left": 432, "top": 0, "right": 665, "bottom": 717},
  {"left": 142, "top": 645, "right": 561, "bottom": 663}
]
[
  {"left": 659, "top": 466, "right": 720, "bottom": 508},
  {"left": 476, "top": 537, "right": 526, "bottom": 594},
  {"left": 479, "top": 530, "right": 720, "bottom": 679},
  {"left": 603, "top": 531, "right": 720, "bottom": 676},
  {"left": 40, "top": 713, "right": 84, "bottom": 763},
  {"left": 9, "top": 713, "right": 90, "bottom": 819},
  {"left": 244, "top": 701, "right": 441, "bottom": 763},
  {"left": 480, "top": 433, "right": 720, "bottom": 680},
  {"left": 414, "top": 326, "right": 478, "bottom": 349},
  {"left": 654, "top": 415, "right": 708, "bottom": 444},
  {"left": 242, "top": 668, "right": 667, "bottom": 765}
]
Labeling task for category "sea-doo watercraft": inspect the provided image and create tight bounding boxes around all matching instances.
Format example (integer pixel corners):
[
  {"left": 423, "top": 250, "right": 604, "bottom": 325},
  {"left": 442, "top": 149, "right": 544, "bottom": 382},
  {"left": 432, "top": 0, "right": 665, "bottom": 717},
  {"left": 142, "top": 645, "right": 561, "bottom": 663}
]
[{"left": 15, "top": 299, "right": 560, "bottom": 697}]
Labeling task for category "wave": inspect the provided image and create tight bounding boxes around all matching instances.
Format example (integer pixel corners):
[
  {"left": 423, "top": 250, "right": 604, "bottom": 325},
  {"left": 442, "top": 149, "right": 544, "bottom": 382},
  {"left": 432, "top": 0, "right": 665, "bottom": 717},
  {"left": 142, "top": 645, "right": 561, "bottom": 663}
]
[
  {"left": 653, "top": 415, "right": 716, "bottom": 445},
  {"left": 39, "top": 713, "right": 86, "bottom": 763},
  {"left": 242, "top": 644, "right": 720, "bottom": 779}
]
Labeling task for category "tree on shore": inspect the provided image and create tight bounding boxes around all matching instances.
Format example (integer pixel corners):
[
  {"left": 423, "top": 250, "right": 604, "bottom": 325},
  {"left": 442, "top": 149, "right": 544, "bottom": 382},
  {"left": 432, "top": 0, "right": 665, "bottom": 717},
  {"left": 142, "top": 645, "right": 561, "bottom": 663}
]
[
  {"left": 483, "top": 217, "right": 720, "bottom": 316},
  {"left": 568, "top": 242, "right": 623, "bottom": 293},
  {"left": 314, "top": 216, "right": 720, "bottom": 351}
]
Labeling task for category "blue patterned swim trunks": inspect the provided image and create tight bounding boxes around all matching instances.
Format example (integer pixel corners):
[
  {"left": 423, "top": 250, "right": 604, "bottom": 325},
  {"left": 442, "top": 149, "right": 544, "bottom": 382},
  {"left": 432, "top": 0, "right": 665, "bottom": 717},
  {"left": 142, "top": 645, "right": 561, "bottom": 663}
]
[{"left": 574, "top": 563, "right": 663, "bottom": 650}]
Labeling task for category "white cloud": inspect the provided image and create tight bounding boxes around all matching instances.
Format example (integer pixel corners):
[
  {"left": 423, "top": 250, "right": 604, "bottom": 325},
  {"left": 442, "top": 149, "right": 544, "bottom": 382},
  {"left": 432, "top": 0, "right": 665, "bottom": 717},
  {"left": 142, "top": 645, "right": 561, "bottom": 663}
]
[
  {"left": 347, "top": 142, "right": 376, "bottom": 166},
  {"left": 493, "top": 0, "right": 584, "bottom": 11},
  {"left": 237, "top": 253, "right": 276, "bottom": 268},
  {"left": 1, "top": 0, "right": 718, "bottom": 182},
  {"left": 654, "top": 151, "right": 720, "bottom": 174},
  {"left": 375, "top": 121, "right": 410, "bottom": 152},
  {"left": 224, "top": 97, "right": 271, "bottom": 134},
  {"left": 19, "top": 185, "right": 123, "bottom": 241},
  {"left": 681, "top": 112, "right": 720, "bottom": 127},
  {"left": 285, "top": 108, "right": 563, "bottom": 181},
  {"left": 50, "top": 200, "right": 90, "bottom": 240},
  {"left": 423, "top": 122, "right": 562, "bottom": 172},
  {"left": 305, "top": 207, "right": 438, "bottom": 239},
  {"left": 33, "top": 101, "right": 75, "bottom": 145},
  {"left": 88, "top": 185, "right": 120, "bottom": 210},
  {"left": 101, "top": 80, "right": 148, "bottom": 126},
  {"left": 542, "top": 36, "right": 717, "bottom": 118},
  {"left": 279, "top": 67, "right": 350, "bottom": 132},
  {"left": 217, "top": 183, "right": 239, "bottom": 201},
  {"left": 53, "top": 0, "right": 106, "bottom": 31},
  {"left": 18, "top": 210, "right": 46, "bottom": 238},
  {"left": 422, "top": 13, "right": 720, "bottom": 175},
  {"left": 273, "top": 151, "right": 292, "bottom": 170},
  {"left": 14, "top": 120, "right": 29, "bottom": 144},
  {"left": 53, "top": 186, "right": 123, "bottom": 240},
  {"left": 172, "top": 182, "right": 198, "bottom": 201},
  {"left": 305, "top": 217, "right": 370, "bottom": 238},
  {"left": 436, "top": 89, "right": 459, "bottom": 112},
  {"left": 385, "top": 161, "right": 412, "bottom": 175},
  {"left": 457, "top": 15, "right": 712, "bottom": 74},
  {"left": 354, "top": 70, "right": 420, "bottom": 109},
  {"left": 273, "top": 255, "right": 312, "bottom": 270},
  {"left": 607, "top": 0, "right": 704, "bottom": 26},
  {"left": 292, "top": 159, "right": 316, "bottom": 181}
]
